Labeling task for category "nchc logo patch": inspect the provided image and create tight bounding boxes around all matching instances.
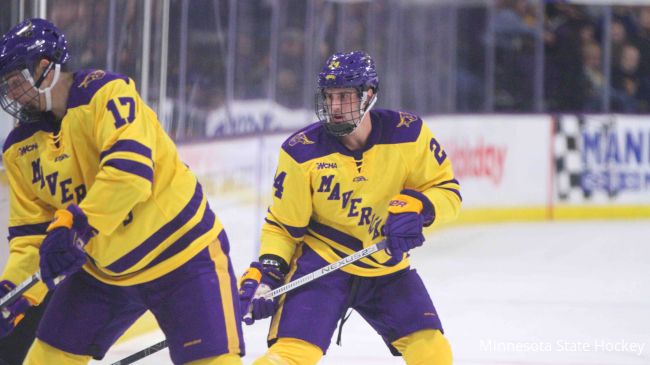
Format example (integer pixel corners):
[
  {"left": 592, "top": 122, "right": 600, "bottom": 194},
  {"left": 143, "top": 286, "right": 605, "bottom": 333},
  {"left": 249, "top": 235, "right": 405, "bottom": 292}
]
[
  {"left": 316, "top": 162, "right": 337, "bottom": 170},
  {"left": 18, "top": 143, "right": 37, "bottom": 155}
]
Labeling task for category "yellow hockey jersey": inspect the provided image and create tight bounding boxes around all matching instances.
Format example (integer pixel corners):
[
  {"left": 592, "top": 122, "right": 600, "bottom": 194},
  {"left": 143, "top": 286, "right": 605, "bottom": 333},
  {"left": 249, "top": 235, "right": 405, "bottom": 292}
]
[
  {"left": 1, "top": 70, "right": 222, "bottom": 304},
  {"left": 260, "top": 109, "right": 461, "bottom": 277}
]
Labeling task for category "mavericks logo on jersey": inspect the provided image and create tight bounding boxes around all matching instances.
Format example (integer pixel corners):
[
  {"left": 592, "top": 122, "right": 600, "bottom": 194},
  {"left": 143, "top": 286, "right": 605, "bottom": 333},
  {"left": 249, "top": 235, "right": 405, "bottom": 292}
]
[
  {"left": 317, "top": 174, "right": 383, "bottom": 240},
  {"left": 397, "top": 111, "right": 418, "bottom": 128},
  {"left": 79, "top": 70, "right": 106, "bottom": 88},
  {"left": 288, "top": 132, "right": 315, "bottom": 146}
]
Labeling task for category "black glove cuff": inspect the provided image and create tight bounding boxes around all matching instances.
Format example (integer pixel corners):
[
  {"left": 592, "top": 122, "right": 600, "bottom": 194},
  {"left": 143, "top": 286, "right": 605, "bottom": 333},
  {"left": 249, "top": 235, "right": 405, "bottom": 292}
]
[{"left": 259, "top": 254, "right": 290, "bottom": 275}]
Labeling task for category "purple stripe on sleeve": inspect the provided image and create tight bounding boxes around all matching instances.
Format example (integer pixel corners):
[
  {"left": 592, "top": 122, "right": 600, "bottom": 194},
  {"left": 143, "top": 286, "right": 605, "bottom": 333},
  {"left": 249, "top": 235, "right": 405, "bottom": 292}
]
[
  {"left": 283, "top": 223, "right": 306, "bottom": 239},
  {"left": 435, "top": 178, "right": 460, "bottom": 187},
  {"left": 103, "top": 159, "right": 154, "bottom": 183},
  {"left": 439, "top": 187, "right": 463, "bottom": 202},
  {"left": 264, "top": 218, "right": 282, "bottom": 229},
  {"left": 106, "top": 183, "right": 203, "bottom": 272},
  {"left": 265, "top": 216, "right": 306, "bottom": 238},
  {"left": 99, "top": 140, "right": 152, "bottom": 162},
  {"left": 8, "top": 222, "right": 50, "bottom": 240}
]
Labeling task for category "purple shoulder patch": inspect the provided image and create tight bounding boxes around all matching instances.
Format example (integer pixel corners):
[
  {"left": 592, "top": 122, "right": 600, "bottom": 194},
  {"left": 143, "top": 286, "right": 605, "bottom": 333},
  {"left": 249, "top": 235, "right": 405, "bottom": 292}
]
[
  {"left": 67, "top": 70, "right": 131, "bottom": 109},
  {"left": 281, "top": 122, "right": 334, "bottom": 163},
  {"left": 372, "top": 109, "right": 422, "bottom": 144}
]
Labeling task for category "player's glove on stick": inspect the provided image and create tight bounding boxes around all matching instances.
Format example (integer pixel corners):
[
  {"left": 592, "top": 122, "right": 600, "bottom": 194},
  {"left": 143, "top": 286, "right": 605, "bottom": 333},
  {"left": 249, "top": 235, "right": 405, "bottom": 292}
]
[
  {"left": 0, "top": 280, "right": 31, "bottom": 338},
  {"left": 238, "top": 256, "right": 287, "bottom": 325},
  {"left": 39, "top": 204, "right": 96, "bottom": 289},
  {"left": 384, "top": 190, "right": 434, "bottom": 258}
]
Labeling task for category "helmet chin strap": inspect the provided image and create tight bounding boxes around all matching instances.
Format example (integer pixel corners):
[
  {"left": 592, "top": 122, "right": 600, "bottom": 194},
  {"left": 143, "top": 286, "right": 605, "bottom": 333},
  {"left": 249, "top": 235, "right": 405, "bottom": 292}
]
[
  {"left": 357, "top": 91, "right": 378, "bottom": 127},
  {"left": 22, "top": 62, "right": 61, "bottom": 112},
  {"left": 37, "top": 63, "right": 61, "bottom": 112}
]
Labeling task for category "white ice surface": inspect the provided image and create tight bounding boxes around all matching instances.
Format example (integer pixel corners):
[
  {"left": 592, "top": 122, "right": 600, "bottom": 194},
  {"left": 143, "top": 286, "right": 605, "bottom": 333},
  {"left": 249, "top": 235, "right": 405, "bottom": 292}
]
[{"left": 92, "top": 218, "right": 650, "bottom": 365}]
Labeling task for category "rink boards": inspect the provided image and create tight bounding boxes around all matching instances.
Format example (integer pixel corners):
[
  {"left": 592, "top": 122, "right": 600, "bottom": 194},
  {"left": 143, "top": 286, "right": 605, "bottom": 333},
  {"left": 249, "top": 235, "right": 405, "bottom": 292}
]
[{"left": 177, "top": 113, "right": 650, "bottom": 224}]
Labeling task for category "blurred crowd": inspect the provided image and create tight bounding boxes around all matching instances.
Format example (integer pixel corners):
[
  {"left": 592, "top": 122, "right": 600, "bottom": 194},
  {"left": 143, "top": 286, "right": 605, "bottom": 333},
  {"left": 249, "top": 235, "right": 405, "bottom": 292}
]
[
  {"left": 495, "top": 1, "right": 650, "bottom": 112},
  {"left": 1, "top": 0, "right": 649, "bottom": 142}
]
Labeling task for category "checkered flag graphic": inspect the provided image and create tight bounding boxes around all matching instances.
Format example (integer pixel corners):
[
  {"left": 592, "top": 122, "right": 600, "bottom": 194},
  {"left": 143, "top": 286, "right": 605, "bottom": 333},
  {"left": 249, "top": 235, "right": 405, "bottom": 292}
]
[
  {"left": 554, "top": 115, "right": 587, "bottom": 202},
  {"left": 554, "top": 115, "right": 620, "bottom": 203}
]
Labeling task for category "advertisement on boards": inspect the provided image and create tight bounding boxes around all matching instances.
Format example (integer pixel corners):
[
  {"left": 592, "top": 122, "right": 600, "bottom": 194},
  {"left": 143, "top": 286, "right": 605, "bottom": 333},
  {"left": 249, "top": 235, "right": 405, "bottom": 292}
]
[
  {"left": 554, "top": 114, "right": 650, "bottom": 204},
  {"left": 425, "top": 115, "right": 552, "bottom": 208}
]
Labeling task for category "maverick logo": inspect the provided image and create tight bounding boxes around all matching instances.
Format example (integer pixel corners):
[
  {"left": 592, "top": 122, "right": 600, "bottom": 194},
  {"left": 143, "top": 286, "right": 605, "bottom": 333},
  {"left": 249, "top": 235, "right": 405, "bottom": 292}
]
[
  {"left": 18, "top": 143, "right": 37, "bottom": 155},
  {"left": 317, "top": 174, "right": 384, "bottom": 239},
  {"left": 288, "top": 132, "right": 315, "bottom": 146},
  {"left": 397, "top": 111, "right": 418, "bottom": 128},
  {"left": 317, "top": 162, "right": 337, "bottom": 170},
  {"left": 79, "top": 70, "right": 106, "bottom": 88},
  {"left": 31, "top": 158, "right": 87, "bottom": 204},
  {"left": 328, "top": 60, "right": 340, "bottom": 69}
]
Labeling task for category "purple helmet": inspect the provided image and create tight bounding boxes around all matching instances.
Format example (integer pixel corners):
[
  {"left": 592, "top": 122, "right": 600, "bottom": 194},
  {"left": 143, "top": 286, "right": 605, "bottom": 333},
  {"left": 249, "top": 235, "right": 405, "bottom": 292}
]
[
  {"left": 317, "top": 50, "right": 378, "bottom": 92},
  {"left": 0, "top": 18, "right": 69, "bottom": 75},
  {"left": 315, "top": 51, "right": 379, "bottom": 136},
  {"left": 0, "top": 18, "right": 69, "bottom": 123}
]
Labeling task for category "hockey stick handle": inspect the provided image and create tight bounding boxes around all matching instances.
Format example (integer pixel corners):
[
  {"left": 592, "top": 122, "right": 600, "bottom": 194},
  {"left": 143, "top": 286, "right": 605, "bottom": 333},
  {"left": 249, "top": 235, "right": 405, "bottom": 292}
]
[
  {"left": 243, "top": 239, "right": 388, "bottom": 322},
  {"left": 110, "top": 339, "right": 169, "bottom": 365},
  {"left": 262, "top": 239, "right": 387, "bottom": 300},
  {"left": 0, "top": 272, "right": 41, "bottom": 311},
  {"left": 112, "top": 239, "right": 389, "bottom": 365},
  {"left": 0, "top": 272, "right": 64, "bottom": 318}
]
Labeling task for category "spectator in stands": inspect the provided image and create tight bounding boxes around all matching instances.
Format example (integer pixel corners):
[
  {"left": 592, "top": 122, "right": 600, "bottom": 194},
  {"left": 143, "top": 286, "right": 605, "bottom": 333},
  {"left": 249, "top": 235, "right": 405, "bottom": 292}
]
[
  {"left": 545, "top": 4, "right": 592, "bottom": 111},
  {"left": 276, "top": 29, "right": 305, "bottom": 109},
  {"left": 611, "top": 43, "right": 649, "bottom": 112},
  {"left": 494, "top": 0, "right": 537, "bottom": 110},
  {"left": 631, "top": 7, "right": 650, "bottom": 81},
  {"left": 610, "top": 19, "right": 629, "bottom": 67},
  {"left": 581, "top": 40, "right": 605, "bottom": 111}
]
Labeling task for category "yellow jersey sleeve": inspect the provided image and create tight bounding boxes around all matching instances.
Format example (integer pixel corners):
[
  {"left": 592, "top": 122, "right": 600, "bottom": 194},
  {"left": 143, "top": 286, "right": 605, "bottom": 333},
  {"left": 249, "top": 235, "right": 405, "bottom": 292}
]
[
  {"left": 259, "top": 147, "right": 312, "bottom": 263},
  {"left": 77, "top": 78, "right": 155, "bottom": 236},
  {"left": 1, "top": 148, "right": 52, "bottom": 305},
  {"left": 404, "top": 122, "right": 462, "bottom": 225}
]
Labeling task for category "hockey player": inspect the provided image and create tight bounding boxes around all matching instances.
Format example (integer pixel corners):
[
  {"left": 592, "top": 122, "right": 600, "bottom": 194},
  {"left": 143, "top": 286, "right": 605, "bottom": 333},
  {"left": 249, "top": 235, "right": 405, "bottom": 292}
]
[
  {"left": 0, "top": 291, "right": 51, "bottom": 364},
  {"left": 239, "top": 50, "right": 461, "bottom": 365},
  {"left": 0, "top": 18, "right": 244, "bottom": 364}
]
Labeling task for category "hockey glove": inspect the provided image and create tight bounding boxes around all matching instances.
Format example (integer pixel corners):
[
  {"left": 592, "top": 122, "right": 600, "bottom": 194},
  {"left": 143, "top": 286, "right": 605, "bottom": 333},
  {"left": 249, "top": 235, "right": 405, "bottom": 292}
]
[
  {"left": 238, "top": 256, "right": 287, "bottom": 325},
  {"left": 0, "top": 280, "right": 31, "bottom": 338},
  {"left": 39, "top": 204, "right": 95, "bottom": 289},
  {"left": 384, "top": 190, "right": 432, "bottom": 258}
]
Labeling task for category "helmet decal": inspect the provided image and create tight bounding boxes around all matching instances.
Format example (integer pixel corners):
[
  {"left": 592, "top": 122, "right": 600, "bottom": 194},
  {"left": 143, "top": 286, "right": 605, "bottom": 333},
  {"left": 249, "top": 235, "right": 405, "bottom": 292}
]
[{"left": 315, "top": 51, "right": 379, "bottom": 137}]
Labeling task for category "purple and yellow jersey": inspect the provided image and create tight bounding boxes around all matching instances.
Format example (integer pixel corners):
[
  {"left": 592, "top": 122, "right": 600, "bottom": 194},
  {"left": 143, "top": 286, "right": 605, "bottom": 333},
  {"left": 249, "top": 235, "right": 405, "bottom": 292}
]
[
  {"left": 1, "top": 70, "right": 222, "bottom": 304},
  {"left": 260, "top": 109, "right": 461, "bottom": 277}
]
